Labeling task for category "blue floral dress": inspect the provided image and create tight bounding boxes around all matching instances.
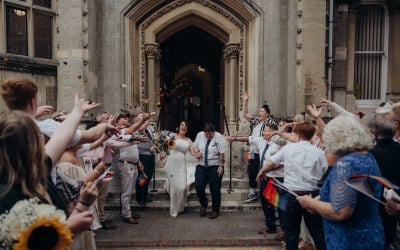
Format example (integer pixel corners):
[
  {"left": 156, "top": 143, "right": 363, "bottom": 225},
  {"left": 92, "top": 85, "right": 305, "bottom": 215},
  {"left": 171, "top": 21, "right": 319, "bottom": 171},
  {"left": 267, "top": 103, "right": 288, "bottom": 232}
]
[{"left": 320, "top": 153, "right": 384, "bottom": 250}]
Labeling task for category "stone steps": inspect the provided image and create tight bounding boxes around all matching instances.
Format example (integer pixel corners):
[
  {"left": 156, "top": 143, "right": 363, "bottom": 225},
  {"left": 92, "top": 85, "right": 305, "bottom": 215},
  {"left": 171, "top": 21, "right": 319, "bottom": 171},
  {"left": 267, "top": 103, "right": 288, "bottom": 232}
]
[
  {"left": 104, "top": 188, "right": 262, "bottom": 211},
  {"left": 104, "top": 154, "right": 260, "bottom": 211}
]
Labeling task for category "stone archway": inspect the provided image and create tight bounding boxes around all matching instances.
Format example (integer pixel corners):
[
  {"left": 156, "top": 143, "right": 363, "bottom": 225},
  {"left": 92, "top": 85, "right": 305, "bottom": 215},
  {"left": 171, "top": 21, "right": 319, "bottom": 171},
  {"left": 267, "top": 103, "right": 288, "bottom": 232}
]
[{"left": 123, "top": 0, "right": 263, "bottom": 132}]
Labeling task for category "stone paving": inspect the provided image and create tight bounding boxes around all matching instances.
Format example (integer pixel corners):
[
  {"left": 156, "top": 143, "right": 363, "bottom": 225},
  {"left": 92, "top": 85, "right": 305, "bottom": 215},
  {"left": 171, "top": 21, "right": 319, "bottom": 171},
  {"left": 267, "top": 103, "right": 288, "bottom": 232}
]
[{"left": 95, "top": 209, "right": 283, "bottom": 249}]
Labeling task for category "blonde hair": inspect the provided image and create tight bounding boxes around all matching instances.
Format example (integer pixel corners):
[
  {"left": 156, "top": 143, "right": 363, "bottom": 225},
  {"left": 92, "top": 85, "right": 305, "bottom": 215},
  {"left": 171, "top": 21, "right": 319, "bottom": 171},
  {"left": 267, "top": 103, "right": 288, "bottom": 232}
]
[
  {"left": 323, "top": 114, "right": 373, "bottom": 156},
  {"left": 0, "top": 111, "right": 48, "bottom": 200}
]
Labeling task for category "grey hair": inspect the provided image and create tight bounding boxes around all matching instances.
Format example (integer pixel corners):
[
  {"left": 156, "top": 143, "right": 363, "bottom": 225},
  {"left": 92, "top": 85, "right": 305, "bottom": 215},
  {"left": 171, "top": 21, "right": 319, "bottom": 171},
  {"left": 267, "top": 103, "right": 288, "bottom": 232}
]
[
  {"left": 366, "top": 113, "right": 396, "bottom": 139},
  {"left": 322, "top": 114, "right": 374, "bottom": 156}
]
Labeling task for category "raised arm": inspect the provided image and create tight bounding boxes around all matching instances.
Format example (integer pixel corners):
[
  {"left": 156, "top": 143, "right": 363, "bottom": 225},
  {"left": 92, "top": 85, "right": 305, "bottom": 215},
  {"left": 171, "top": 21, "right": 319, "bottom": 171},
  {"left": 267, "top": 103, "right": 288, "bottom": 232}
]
[
  {"left": 320, "top": 98, "right": 352, "bottom": 116},
  {"left": 226, "top": 135, "right": 249, "bottom": 143},
  {"left": 242, "top": 91, "right": 253, "bottom": 122},
  {"left": 307, "top": 104, "right": 326, "bottom": 133},
  {"left": 78, "top": 123, "right": 118, "bottom": 144},
  {"left": 45, "top": 94, "right": 99, "bottom": 165}
]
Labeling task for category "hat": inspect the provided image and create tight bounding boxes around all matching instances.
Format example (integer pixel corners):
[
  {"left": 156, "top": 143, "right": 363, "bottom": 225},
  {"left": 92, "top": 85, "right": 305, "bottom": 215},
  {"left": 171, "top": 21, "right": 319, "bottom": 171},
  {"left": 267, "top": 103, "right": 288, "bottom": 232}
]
[{"left": 375, "top": 101, "right": 393, "bottom": 114}]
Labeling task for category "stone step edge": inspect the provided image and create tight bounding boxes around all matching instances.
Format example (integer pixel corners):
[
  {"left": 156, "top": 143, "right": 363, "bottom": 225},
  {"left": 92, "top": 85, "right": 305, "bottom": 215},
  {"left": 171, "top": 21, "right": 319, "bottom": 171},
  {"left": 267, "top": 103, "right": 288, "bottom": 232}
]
[
  {"left": 95, "top": 238, "right": 280, "bottom": 248},
  {"left": 104, "top": 202, "right": 262, "bottom": 212}
]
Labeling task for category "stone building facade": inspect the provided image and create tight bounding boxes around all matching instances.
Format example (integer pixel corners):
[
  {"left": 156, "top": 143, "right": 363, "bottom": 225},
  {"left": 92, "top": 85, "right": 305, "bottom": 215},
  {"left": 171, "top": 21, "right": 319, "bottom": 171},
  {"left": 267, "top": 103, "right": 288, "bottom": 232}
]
[{"left": 1, "top": 0, "right": 400, "bottom": 177}]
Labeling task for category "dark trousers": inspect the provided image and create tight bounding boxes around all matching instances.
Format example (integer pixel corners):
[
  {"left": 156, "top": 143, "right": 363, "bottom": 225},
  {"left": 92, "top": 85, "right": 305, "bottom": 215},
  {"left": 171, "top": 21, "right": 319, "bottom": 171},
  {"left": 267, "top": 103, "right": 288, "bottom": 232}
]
[
  {"left": 284, "top": 194, "right": 326, "bottom": 250},
  {"left": 260, "top": 177, "right": 285, "bottom": 232},
  {"left": 247, "top": 153, "right": 260, "bottom": 189},
  {"left": 136, "top": 154, "right": 155, "bottom": 203},
  {"left": 195, "top": 165, "right": 223, "bottom": 212}
]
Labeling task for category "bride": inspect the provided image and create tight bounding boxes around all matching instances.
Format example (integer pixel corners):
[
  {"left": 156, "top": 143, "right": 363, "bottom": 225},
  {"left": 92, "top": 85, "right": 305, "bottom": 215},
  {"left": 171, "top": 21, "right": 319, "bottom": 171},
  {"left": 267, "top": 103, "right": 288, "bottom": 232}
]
[{"left": 165, "top": 121, "right": 193, "bottom": 218}]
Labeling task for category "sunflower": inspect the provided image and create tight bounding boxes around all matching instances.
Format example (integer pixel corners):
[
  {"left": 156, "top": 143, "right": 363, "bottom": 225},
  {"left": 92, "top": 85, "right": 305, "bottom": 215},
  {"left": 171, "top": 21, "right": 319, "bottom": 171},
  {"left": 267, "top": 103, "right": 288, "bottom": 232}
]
[
  {"left": 13, "top": 216, "right": 73, "bottom": 250},
  {"left": 167, "top": 139, "right": 176, "bottom": 149}
]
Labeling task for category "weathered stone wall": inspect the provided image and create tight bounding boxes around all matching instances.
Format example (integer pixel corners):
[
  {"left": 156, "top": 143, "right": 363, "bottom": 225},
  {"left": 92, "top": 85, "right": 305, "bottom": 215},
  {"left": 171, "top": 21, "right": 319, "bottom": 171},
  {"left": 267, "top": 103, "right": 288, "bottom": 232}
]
[{"left": 0, "top": 72, "right": 57, "bottom": 111}]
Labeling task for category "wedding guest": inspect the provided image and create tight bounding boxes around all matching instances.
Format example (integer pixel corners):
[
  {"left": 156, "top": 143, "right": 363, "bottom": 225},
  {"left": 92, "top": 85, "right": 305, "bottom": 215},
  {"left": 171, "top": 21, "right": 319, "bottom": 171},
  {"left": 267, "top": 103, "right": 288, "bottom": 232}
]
[
  {"left": 0, "top": 94, "right": 99, "bottom": 234},
  {"left": 387, "top": 102, "right": 400, "bottom": 142},
  {"left": 227, "top": 121, "right": 285, "bottom": 239},
  {"left": 165, "top": 121, "right": 193, "bottom": 218},
  {"left": 192, "top": 123, "right": 226, "bottom": 219},
  {"left": 297, "top": 114, "right": 384, "bottom": 250},
  {"left": 367, "top": 113, "right": 400, "bottom": 247},
  {"left": 136, "top": 111, "right": 157, "bottom": 206},
  {"left": 242, "top": 91, "right": 273, "bottom": 202},
  {"left": 257, "top": 122, "right": 327, "bottom": 250},
  {"left": 385, "top": 198, "right": 400, "bottom": 249},
  {"left": 115, "top": 111, "right": 149, "bottom": 224},
  {"left": 0, "top": 77, "right": 110, "bottom": 147}
]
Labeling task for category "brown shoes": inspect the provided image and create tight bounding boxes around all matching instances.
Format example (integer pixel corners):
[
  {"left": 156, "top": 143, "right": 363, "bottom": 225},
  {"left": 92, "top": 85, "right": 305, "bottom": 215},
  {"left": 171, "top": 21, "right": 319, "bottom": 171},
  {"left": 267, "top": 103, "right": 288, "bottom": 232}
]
[
  {"left": 100, "top": 219, "right": 116, "bottom": 230},
  {"left": 209, "top": 211, "right": 220, "bottom": 219},
  {"left": 132, "top": 213, "right": 141, "bottom": 219},
  {"left": 123, "top": 217, "right": 139, "bottom": 224},
  {"left": 273, "top": 231, "right": 286, "bottom": 241},
  {"left": 199, "top": 206, "right": 207, "bottom": 217},
  {"left": 257, "top": 226, "right": 277, "bottom": 235}
]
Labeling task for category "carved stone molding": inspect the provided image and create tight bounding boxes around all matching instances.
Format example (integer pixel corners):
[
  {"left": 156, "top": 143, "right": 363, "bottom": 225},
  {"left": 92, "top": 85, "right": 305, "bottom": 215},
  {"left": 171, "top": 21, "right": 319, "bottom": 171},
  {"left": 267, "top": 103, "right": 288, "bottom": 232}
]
[
  {"left": 144, "top": 43, "right": 161, "bottom": 60},
  {"left": 139, "top": 0, "right": 246, "bottom": 108},
  {"left": 224, "top": 43, "right": 240, "bottom": 59}
]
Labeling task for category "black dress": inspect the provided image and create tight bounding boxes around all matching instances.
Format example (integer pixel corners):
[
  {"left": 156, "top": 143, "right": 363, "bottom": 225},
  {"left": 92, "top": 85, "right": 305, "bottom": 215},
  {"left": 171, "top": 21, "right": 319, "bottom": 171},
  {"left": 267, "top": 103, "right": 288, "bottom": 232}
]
[{"left": 0, "top": 157, "right": 67, "bottom": 214}]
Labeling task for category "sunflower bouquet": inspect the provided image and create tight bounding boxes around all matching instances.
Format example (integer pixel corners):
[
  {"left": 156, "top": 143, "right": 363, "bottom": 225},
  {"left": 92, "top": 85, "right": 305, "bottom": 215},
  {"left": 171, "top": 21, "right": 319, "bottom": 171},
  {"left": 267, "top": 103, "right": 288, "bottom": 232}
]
[
  {"left": 152, "top": 130, "right": 176, "bottom": 156},
  {"left": 0, "top": 198, "right": 72, "bottom": 250}
]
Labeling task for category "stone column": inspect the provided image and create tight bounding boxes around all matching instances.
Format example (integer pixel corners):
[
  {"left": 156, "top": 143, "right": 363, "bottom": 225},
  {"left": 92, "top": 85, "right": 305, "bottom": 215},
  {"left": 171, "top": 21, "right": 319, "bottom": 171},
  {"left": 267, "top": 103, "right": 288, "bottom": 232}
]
[
  {"left": 144, "top": 43, "right": 161, "bottom": 112},
  {"left": 224, "top": 43, "right": 240, "bottom": 131},
  {"left": 345, "top": 10, "right": 357, "bottom": 112}
]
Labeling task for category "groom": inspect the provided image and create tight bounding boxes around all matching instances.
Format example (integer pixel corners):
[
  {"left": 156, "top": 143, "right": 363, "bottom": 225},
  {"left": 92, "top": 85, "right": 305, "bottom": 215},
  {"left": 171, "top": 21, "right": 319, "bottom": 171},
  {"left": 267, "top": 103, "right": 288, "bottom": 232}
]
[{"left": 192, "top": 123, "right": 226, "bottom": 219}]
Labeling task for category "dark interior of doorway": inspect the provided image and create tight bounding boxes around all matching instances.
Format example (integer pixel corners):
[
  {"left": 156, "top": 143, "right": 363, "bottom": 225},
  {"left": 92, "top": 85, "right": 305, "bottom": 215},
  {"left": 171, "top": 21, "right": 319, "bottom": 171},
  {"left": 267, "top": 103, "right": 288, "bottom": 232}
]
[{"left": 159, "top": 26, "right": 224, "bottom": 140}]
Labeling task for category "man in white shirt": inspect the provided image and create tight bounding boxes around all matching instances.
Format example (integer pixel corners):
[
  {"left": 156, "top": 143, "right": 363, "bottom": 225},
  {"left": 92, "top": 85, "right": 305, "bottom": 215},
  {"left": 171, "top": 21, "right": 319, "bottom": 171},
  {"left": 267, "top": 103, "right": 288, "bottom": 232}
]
[
  {"left": 257, "top": 122, "right": 327, "bottom": 250},
  {"left": 228, "top": 121, "right": 285, "bottom": 238},
  {"left": 115, "top": 111, "right": 149, "bottom": 224},
  {"left": 192, "top": 123, "right": 226, "bottom": 219}
]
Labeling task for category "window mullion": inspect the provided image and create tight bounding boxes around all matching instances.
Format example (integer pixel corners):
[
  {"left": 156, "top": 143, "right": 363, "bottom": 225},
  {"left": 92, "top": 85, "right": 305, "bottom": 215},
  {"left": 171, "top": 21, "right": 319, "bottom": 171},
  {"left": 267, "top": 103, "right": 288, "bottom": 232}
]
[{"left": 27, "top": 5, "right": 33, "bottom": 57}]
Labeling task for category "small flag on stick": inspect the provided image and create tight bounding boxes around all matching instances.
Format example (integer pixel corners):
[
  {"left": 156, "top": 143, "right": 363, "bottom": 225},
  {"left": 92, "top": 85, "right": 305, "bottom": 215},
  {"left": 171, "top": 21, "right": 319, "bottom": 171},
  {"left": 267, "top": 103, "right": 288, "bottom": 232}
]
[
  {"left": 262, "top": 178, "right": 290, "bottom": 211},
  {"left": 136, "top": 169, "right": 149, "bottom": 187},
  {"left": 345, "top": 174, "right": 399, "bottom": 206}
]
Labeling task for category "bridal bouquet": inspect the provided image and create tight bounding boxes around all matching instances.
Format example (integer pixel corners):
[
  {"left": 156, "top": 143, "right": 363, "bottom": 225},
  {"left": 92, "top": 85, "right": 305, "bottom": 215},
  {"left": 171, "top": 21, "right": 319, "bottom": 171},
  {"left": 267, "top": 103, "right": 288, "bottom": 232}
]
[
  {"left": 152, "top": 130, "right": 176, "bottom": 156},
  {"left": 0, "top": 198, "right": 72, "bottom": 250}
]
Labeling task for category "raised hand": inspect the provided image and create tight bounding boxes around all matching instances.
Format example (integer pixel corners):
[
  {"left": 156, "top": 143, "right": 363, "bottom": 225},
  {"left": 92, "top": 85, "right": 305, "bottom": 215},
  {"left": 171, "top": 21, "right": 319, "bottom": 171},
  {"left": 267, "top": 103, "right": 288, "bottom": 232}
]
[
  {"left": 137, "top": 134, "right": 149, "bottom": 142},
  {"left": 35, "top": 105, "right": 55, "bottom": 118},
  {"left": 307, "top": 104, "right": 323, "bottom": 119},
  {"left": 105, "top": 124, "right": 119, "bottom": 137},
  {"left": 73, "top": 93, "right": 100, "bottom": 114},
  {"left": 108, "top": 112, "right": 118, "bottom": 126},
  {"left": 79, "top": 181, "right": 98, "bottom": 206},
  {"left": 320, "top": 98, "right": 333, "bottom": 107}
]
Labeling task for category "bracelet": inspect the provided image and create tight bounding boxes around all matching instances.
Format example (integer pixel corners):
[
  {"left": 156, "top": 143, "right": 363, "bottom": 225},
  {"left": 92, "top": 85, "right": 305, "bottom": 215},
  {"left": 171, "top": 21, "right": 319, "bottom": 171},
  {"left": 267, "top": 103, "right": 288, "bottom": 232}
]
[
  {"left": 74, "top": 207, "right": 84, "bottom": 213},
  {"left": 78, "top": 200, "right": 91, "bottom": 207}
]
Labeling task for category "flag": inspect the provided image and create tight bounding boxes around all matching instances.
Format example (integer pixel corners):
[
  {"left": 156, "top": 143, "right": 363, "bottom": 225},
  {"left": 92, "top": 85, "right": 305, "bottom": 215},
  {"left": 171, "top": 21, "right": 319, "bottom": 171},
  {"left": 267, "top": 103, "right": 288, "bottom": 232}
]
[
  {"left": 345, "top": 174, "right": 394, "bottom": 205},
  {"left": 136, "top": 169, "right": 149, "bottom": 187},
  {"left": 349, "top": 174, "right": 400, "bottom": 190},
  {"left": 262, "top": 178, "right": 289, "bottom": 211}
]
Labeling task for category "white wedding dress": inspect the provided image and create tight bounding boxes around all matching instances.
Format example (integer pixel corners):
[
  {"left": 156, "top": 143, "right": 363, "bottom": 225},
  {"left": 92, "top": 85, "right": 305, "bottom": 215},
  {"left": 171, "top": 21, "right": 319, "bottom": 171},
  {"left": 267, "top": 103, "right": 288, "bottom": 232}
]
[{"left": 165, "top": 138, "right": 192, "bottom": 217}]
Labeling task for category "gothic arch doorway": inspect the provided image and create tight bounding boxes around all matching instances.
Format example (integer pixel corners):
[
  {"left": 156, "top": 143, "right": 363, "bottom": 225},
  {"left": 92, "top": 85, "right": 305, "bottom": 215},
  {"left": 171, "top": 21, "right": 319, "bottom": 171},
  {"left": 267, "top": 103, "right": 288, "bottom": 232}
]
[
  {"left": 159, "top": 27, "right": 224, "bottom": 138},
  {"left": 123, "top": 0, "right": 263, "bottom": 135}
]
